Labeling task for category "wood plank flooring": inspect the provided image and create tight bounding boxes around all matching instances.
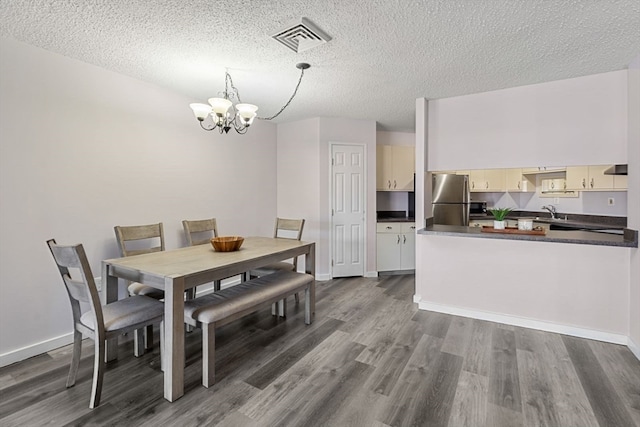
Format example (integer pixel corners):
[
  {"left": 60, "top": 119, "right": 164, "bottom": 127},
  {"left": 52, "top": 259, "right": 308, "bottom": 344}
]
[{"left": 1, "top": 274, "right": 639, "bottom": 426}]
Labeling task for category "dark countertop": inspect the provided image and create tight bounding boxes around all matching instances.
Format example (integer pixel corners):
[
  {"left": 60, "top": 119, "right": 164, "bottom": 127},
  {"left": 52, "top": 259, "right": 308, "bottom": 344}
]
[
  {"left": 418, "top": 223, "right": 638, "bottom": 248},
  {"left": 377, "top": 217, "right": 416, "bottom": 223},
  {"left": 470, "top": 211, "right": 626, "bottom": 230}
]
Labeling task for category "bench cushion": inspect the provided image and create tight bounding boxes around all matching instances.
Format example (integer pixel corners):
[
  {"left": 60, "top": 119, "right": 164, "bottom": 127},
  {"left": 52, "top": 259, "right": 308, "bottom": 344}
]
[{"left": 184, "top": 270, "right": 313, "bottom": 324}]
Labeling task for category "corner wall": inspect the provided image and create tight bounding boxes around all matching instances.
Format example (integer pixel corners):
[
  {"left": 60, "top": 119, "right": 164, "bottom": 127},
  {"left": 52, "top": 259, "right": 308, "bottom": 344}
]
[
  {"left": 0, "top": 37, "right": 278, "bottom": 366},
  {"left": 628, "top": 54, "right": 640, "bottom": 359}
]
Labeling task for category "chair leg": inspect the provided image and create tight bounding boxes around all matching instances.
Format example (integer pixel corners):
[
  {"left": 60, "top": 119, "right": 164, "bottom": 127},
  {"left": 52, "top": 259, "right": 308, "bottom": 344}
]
[
  {"left": 213, "top": 280, "right": 221, "bottom": 291},
  {"left": 278, "top": 298, "right": 287, "bottom": 318},
  {"left": 305, "top": 286, "right": 312, "bottom": 325},
  {"left": 90, "top": 338, "right": 106, "bottom": 409},
  {"left": 66, "top": 329, "right": 83, "bottom": 388},
  {"left": 202, "top": 323, "right": 215, "bottom": 388},
  {"left": 134, "top": 328, "right": 145, "bottom": 357},
  {"left": 144, "top": 324, "right": 154, "bottom": 350}
]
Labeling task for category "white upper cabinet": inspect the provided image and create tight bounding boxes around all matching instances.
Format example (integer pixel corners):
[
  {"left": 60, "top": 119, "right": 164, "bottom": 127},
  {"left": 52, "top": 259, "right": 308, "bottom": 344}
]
[
  {"left": 565, "top": 165, "right": 626, "bottom": 190},
  {"left": 506, "top": 168, "right": 535, "bottom": 192},
  {"left": 469, "top": 169, "right": 505, "bottom": 192},
  {"left": 376, "top": 145, "right": 415, "bottom": 191}
]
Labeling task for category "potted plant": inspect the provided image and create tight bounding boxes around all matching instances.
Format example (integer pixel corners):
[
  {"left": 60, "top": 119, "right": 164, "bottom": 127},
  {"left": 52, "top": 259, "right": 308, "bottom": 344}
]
[{"left": 488, "top": 207, "right": 512, "bottom": 230}]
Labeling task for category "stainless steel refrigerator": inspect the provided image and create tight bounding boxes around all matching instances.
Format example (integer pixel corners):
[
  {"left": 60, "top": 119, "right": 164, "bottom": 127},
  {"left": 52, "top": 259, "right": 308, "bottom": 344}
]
[{"left": 431, "top": 174, "right": 470, "bottom": 226}]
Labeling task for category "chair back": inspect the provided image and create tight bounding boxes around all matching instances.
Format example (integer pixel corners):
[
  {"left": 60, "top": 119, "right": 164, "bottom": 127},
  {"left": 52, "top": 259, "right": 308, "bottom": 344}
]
[
  {"left": 46, "top": 239, "right": 104, "bottom": 335},
  {"left": 114, "top": 223, "right": 164, "bottom": 257},
  {"left": 182, "top": 218, "right": 218, "bottom": 246},
  {"left": 274, "top": 218, "right": 305, "bottom": 240}
]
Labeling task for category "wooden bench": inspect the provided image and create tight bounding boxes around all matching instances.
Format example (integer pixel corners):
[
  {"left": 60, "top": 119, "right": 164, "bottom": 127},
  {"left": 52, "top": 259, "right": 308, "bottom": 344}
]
[{"left": 183, "top": 270, "right": 315, "bottom": 387}]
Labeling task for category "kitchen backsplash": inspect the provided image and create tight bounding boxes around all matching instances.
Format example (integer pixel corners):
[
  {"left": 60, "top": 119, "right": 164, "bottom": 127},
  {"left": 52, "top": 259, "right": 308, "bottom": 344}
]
[{"left": 473, "top": 190, "right": 628, "bottom": 217}]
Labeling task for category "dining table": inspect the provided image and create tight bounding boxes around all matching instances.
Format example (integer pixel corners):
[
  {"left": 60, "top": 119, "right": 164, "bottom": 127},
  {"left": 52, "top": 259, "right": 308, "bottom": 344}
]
[{"left": 101, "top": 236, "right": 315, "bottom": 402}]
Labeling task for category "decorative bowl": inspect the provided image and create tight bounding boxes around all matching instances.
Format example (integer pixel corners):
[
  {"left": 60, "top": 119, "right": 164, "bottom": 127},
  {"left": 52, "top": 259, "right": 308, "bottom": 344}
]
[{"left": 210, "top": 236, "right": 244, "bottom": 252}]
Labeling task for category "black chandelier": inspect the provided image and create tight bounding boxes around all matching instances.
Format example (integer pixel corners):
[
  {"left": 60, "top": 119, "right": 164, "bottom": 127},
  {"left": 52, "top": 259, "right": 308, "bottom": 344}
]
[{"left": 189, "top": 63, "right": 310, "bottom": 134}]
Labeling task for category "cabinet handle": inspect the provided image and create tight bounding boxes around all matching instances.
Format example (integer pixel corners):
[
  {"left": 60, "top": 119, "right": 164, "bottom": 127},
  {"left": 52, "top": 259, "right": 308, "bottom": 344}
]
[
  {"left": 472, "top": 181, "right": 475, "bottom": 189},
  {"left": 393, "top": 180, "right": 397, "bottom": 189},
  {"left": 582, "top": 178, "right": 586, "bottom": 188},
  {"left": 403, "top": 235, "right": 406, "bottom": 244},
  {"left": 563, "top": 181, "right": 567, "bottom": 189},
  {"left": 485, "top": 182, "right": 489, "bottom": 189},
  {"left": 590, "top": 178, "right": 594, "bottom": 188},
  {"left": 410, "top": 226, "right": 415, "bottom": 230},
  {"left": 397, "top": 235, "right": 400, "bottom": 244},
  {"left": 551, "top": 181, "right": 555, "bottom": 189},
  {"left": 386, "top": 226, "right": 392, "bottom": 230},
  {"left": 517, "top": 181, "right": 520, "bottom": 190},
  {"left": 387, "top": 180, "right": 391, "bottom": 189}
]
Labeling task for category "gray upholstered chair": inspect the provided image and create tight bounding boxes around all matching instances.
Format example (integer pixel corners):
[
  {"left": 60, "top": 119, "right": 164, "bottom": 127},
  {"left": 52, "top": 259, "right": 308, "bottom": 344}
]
[
  {"left": 250, "top": 218, "right": 305, "bottom": 277},
  {"left": 182, "top": 218, "right": 218, "bottom": 246},
  {"left": 182, "top": 218, "right": 222, "bottom": 291},
  {"left": 46, "top": 239, "right": 164, "bottom": 409},
  {"left": 250, "top": 218, "right": 305, "bottom": 301},
  {"left": 114, "top": 222, "right": 166, "bottom": 300}
]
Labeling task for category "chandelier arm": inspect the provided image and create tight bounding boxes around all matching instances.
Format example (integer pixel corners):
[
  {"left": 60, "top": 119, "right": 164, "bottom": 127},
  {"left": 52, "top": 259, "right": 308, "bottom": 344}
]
[
  {"left": 199, "top": 121, "right": 217, "bottom": 131},
  {"left": 258, "top": 67, "right": 306, "bottom": 121}
]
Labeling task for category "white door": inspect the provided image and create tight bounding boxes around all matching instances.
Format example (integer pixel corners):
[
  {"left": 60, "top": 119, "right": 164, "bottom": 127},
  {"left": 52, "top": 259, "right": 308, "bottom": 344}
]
[{"left": 332, "top": 144, "right": 365, "bottom": 277}]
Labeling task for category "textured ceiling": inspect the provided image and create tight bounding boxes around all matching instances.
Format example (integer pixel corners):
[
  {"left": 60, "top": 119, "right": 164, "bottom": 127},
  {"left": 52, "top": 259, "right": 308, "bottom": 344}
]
[{"left": 1, "top": 0, "right": 639, "bottom": 131}]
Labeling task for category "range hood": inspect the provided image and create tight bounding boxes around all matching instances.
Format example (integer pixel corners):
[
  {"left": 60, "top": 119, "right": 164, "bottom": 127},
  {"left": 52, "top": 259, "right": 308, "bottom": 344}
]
[{"left": 603, "top": 164, "right": 628, "bottom": 175}]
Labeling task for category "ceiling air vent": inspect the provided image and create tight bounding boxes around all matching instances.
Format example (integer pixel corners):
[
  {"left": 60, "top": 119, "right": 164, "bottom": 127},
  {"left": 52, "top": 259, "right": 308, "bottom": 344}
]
[{"left": 272, "top": 18, "right": 331, "bottom": 53}]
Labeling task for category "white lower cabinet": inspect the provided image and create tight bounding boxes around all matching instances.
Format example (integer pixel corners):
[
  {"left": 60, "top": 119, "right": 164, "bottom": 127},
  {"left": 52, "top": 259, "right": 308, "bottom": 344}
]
[{"left": 377, "top": 223, "right": 416, "bottom": 272}]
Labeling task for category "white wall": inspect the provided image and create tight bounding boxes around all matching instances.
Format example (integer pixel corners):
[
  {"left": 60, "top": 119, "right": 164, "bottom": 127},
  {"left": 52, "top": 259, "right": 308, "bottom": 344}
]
[
  {"left": 0, "top": 38, "right": 278, "bottom": 365},
  {"left": 276, "top": 118, "right": 321, "bottom": 275},
  {"left": 628, "top": 54, "right": 640, "bottom": 358},
  {"left": 277, "top": 117, "right": 376, "bottom": 279},
  {"left": 417, "top": 235, "right": 631, "bottom": 342},
  {"left": 428, "top": 70, "right": 628, "bottom": 171},
  {"left": 376, "top": 130, "right": 415, "bottom": 146}
]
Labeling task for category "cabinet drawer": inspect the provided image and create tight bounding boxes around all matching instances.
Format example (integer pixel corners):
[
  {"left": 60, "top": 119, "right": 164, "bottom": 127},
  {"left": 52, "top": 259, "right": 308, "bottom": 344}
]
[
  {"left": 377, "top": 223, "right": 401, "bottom": 233},
  {"left": 401, "top": 223, "right": 416, "bottom": 233}
]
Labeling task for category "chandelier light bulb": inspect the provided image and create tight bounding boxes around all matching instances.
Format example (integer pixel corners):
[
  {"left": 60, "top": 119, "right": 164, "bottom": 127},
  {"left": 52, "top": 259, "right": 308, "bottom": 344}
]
[
  {"left": 236, "top": 104, "right": 258, "bottom": 125},
  {"left": 208, "top": 97, "right": 233, "bottom": 117},
  {"left": 189, "top": 103, "right": 212, "bottom": 121}
]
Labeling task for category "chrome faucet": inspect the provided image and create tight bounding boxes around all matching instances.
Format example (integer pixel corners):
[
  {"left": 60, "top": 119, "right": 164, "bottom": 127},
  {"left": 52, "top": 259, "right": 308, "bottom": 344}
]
[{"left": 541, "top": 205, "right": 557, "bottom": 219}]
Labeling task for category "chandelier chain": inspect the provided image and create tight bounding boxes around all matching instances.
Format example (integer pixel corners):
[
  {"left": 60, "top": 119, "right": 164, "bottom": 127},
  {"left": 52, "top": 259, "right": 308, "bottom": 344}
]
[{"left": 228, "top": 67, "right": 307, "bottom": 121}]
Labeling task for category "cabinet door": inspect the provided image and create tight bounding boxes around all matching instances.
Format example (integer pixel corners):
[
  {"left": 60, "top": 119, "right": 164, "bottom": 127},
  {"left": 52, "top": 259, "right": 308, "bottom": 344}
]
[
  {"left": 506, "top": 168, "right": 522, "bottom": 191},
  {"left": 376, "top": 145, "right": 393, "bottom": 190},
  {"left": 393, "top": 145, "right": 415, "bottom": 190},
  {"left": 485, "top": 169, "right": 506, "bottom": 191},
  {"left": 469, "top": 170, "right": 485, "bottom": 192},
  {"left": 377, "top": 233, "right": 401, "bottom": 271},
  {"left": 614, "top": 175, "right": 627, "bottom": 190},
  {"left": 587, "top": 165, "right": 614, "bottom": 190},
  {"left": 400, "top": 232, "right": 416, "bottom": 270},
  {"left": 565, "top": 166, "right": 589, "bottom": 190}
]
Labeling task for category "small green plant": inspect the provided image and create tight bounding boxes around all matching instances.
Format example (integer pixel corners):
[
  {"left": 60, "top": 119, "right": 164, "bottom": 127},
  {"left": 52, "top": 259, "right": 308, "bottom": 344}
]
[{"left": 488, "top": 207, "right": 512, "bottom": 221}]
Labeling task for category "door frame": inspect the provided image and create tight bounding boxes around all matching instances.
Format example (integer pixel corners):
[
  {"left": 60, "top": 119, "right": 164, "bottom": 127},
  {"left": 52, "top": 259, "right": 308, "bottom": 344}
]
[{"left": 329, "top": 142, "right": 368, "bottom": 279}]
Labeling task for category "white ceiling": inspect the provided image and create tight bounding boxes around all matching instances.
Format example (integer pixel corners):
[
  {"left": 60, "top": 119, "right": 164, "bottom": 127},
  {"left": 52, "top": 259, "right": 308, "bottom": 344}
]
[{"left": 1, "top": 0, "right": 639, "bottom": 132}]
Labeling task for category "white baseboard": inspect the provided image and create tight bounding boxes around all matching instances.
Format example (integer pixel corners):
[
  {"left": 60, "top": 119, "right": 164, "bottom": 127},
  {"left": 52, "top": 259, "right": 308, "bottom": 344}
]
[
  {"left": 0, "top": 332, "right": 74, "bottom": 368},
  {"left": 365, "top": 271, "right": 378, "bottom": 278},
  {"left": 413, "top": 294, "right": 421, "bottom": 304},
  {"left": 315, "top": 273, "right": 332, "bottom": 281},
  {"left": 416, "top": 299, "right": 628, "bottom": 346},
  {"left": 629, "top": 337, "right": 640, "bottom": 362}
]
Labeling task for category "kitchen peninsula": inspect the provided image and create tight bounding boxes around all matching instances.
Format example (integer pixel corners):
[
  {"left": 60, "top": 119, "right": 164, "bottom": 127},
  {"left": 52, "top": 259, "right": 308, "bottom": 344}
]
[{"left": 416, "top": 221, "right": 638, "bottom": 346}]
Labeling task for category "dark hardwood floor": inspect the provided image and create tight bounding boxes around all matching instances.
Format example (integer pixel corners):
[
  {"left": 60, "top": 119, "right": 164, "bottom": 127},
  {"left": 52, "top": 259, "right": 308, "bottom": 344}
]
[{"left": 1, "top": 274, "right": 639, "bottom": 426}]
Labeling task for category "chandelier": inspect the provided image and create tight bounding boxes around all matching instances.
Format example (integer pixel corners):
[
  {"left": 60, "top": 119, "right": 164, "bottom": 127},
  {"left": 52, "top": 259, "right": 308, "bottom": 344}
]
[{"left": 189, "top": 63, "right": 310, "bottom": 134}]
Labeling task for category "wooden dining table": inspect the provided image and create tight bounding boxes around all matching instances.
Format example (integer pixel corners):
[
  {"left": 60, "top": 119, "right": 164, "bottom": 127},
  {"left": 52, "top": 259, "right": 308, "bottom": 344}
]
[{"left": 101, "top": 236, "right": 315, "bottom": 402}]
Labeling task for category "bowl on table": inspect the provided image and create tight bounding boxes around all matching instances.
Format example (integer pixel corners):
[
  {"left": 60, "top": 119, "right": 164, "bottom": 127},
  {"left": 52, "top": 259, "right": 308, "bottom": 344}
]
[{"left": 210, "top": 236, "right": 244, "bottom": 252}]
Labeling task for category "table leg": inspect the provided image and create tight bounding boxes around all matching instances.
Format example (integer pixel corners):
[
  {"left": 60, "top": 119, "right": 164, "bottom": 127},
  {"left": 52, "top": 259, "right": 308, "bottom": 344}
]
[
  {"left": 305, "top": 244, "right": 316, "bottom": 321},
  {"left": 164, "top": 276, "right": 185, "bottom": 402},
  {"left": 102, "top": 262, "right": 119, "bottom": 362}
]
